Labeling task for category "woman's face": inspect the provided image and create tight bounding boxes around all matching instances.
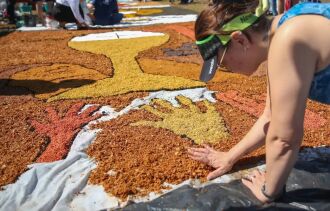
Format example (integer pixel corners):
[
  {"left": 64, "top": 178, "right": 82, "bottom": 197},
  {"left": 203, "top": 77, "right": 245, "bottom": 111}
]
[{"left": 218, "top": 31, "right": 268, "bottom": 75}]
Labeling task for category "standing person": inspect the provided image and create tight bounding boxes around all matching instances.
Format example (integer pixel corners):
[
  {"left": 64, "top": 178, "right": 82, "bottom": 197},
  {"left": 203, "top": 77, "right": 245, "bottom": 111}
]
[
  {"left": 53, "top": 0, "right": 88, "bottom": 29},
  {"left": 277, "top": 0, "right": 319, "bottom": 14},
  {"left": 269, "top": 0, "right": 277, "bottom": 15},
  {"left": 277, "top": 0, "right": 284, "bottom": 14},
  {"left": 6, "top": 0, "right": 16, "bottom": 24},
  {"left": 188, "top": 0, "right": 329, "bottom": 203},
  {"left": 87, "top": 0, "right": 123, "bottom": 26}
]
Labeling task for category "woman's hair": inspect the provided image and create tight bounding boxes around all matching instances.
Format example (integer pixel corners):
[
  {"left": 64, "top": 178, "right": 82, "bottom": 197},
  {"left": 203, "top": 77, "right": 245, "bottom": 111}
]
[{"left": 195, "top": 0, "right": 269, "bottom": 41}]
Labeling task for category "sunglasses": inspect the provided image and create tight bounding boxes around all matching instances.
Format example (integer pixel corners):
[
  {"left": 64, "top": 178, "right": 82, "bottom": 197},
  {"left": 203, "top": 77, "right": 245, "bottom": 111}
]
[{"left": 217, "top": 45, "right": 230, "bottom": 72}]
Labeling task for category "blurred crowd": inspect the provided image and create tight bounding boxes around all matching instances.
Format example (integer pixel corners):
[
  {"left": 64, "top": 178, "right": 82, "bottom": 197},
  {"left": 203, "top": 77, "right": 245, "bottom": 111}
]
[
  {"left": 268, "top": 0, "right": 320, "bottom": 16},
  {"left": 0, "top": 0, "right": 323, "bottom": 29},
  {"left": 0, "top": 0, "right": 123, "bottom": 28}
]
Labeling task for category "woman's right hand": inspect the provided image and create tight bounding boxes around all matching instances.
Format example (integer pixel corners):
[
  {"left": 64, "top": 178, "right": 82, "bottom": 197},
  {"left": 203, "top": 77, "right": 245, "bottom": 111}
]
[{"left": 188, "top": 144, "right": 235, "bottom": 180}]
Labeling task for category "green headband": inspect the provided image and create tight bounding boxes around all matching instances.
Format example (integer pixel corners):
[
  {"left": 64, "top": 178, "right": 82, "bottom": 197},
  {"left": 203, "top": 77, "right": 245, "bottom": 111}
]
[{"left": 196, "top": 0, "right": 269, "bottom": 46}]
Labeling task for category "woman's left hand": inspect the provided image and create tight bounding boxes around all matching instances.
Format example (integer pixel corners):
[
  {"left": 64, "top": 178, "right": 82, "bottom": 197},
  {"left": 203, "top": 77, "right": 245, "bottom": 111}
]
[{"left": 242, "top": 170, "right": 269, "bottom": 203}]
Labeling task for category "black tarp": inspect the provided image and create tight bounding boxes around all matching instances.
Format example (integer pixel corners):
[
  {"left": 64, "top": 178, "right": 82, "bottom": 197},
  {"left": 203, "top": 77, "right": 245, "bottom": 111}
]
[{"left": 121, "top": 158, "right": 330, "bottom": 210}]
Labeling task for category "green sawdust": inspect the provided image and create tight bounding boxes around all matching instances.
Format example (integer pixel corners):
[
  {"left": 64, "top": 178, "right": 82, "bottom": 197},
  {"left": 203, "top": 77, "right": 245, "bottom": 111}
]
[
  {"left": 131, "top": 96, "right": 229, "bottom": 144},
  {"left": 49, "top": 35, "right": 204, "bottom": 102},
  {"left": 10, "top": 64, "right": 107, "bottom": 99}
]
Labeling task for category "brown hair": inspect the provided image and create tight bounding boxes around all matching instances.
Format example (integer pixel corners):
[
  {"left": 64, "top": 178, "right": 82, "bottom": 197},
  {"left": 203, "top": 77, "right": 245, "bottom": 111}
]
[{"left": 195, "top": 0, "right": 269, "bottom": 41}]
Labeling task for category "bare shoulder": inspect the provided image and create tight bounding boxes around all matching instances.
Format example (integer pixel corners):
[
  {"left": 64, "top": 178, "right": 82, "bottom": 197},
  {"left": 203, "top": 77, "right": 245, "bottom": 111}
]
[{"left": 270, "top": 15, "right": 330, "bottom": 71}]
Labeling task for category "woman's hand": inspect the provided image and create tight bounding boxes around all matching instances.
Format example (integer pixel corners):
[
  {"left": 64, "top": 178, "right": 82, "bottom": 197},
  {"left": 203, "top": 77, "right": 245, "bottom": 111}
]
[
  {"left": 77, "top": 22, "right": 89, "bottom": 30},
  {"left": 242, "top": 170, "right": 270, "bottom": 203},
  {"left": 187, "top": 144, "right": 235, "bottom": 180}
]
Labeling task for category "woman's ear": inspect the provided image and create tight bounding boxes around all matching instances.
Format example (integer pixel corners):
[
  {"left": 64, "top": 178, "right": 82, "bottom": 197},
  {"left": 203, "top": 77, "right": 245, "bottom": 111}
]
[{"left": 230, "top": 31, "right": 251, "bottom": 49}]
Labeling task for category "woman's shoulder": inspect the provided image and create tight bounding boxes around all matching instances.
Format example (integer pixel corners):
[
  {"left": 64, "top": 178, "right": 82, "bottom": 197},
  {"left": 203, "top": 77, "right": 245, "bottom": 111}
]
[{"left": 272, "top": 14, "right": 330, "bottom": 71}]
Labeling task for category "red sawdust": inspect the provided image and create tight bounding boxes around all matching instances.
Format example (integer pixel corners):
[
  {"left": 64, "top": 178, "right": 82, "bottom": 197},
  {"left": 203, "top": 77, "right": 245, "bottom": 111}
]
[
  {"left": 31, "top": 103, "right": 101, "bottom": 163},
  {"left": 0, "top": 90, "right": 148, "bottom": 187},
  {"left": 216, "top": 90, "right": 326, "bottom": 130}
]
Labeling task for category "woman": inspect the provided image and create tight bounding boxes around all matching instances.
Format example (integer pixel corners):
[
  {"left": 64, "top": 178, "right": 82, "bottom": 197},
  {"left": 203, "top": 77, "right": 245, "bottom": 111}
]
[{"left": 188, "top": 0, "right": 329, "bottom": 203}]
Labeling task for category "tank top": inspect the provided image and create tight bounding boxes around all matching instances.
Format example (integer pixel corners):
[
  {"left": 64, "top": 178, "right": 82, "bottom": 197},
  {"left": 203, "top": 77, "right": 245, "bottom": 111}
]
[{"left": 278, "top": 3, "right": 330, "bottom": 104}]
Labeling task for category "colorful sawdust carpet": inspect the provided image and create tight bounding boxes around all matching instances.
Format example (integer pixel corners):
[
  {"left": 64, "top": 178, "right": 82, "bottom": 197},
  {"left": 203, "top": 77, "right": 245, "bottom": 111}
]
[{"left": 0, "top": 20, "right": 329, "bottom": 210}]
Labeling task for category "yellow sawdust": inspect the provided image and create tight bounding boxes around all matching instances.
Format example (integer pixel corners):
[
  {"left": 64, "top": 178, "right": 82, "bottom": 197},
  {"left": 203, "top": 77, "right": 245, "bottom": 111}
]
[
  {"left": 136, "top": 9, "right": 163, "bottom": 16},
  {"left": 138, "top": 58, "right": 201, "bottom": 80},
  {"left": 10, "top": 64, "right": 107, "bottom": 99},
  {"left": 49, "top": 35, "right": 204, "bottom": 101},
  {"left": 131, "top": 96, "right": 229, "bottom": 144},
  {"left": 121, "top": 9, "right": 163, "bottom": 18}
]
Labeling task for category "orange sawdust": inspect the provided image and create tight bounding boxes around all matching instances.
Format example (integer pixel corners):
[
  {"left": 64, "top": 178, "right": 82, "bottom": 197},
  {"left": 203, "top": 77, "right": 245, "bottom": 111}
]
[
  {"left": 138, "top": 58, "right": 201, "bottom": 80},
  {"left": 9, "top": 64, "right": 107, "bottom": 99},
  {"left": 0, "top": 30, "right": 114, "bottom": 76},
  {"left": 163, "top": 25, "right": 195, "bottom": 40}
]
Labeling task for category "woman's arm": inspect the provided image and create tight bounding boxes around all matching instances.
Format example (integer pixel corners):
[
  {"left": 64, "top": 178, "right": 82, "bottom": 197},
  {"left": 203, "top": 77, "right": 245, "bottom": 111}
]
[
  {"left": 264, "top": 25, "right": 316, "bottom": 197},
  {"left": 243, "top": 18, "right": 317, "bottom": 202},
  {"left": 68, "top": 0, "right": 85, "bottom": 24}
]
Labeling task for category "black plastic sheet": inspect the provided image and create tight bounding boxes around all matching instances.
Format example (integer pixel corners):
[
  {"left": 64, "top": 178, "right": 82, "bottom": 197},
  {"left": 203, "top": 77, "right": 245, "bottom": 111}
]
[{"left": 122, "top": 158, "right": 330, "bottom": 211}]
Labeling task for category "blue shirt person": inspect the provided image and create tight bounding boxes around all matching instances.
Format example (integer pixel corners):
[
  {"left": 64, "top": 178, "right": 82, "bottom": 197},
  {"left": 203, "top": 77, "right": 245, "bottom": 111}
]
[{"left": 89, "top": 0, "right": 123, "bottom": 25}]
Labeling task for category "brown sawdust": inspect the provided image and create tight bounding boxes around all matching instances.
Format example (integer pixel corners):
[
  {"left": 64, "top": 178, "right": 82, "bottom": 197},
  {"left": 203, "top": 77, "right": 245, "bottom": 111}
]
[
  {"left": 0, "top": 30, "right": 114, "bottom": 76},
  {"left": 87, "top": 109, "right": 212, "bottom": 200},
  {"left": 138, "top": 58, "right": 201, "bottom": 80},
  {"left": 87, "top": 98, "right": 272, "bottom": 200},
  {"left": 0, "top": 96, "right": 48, "bottom": 187},
  {"left": 9, "top": 64, "right": 108, "bottom": 99},
  {"left": 137, "top": 23, "right": 199, "bottom": 61}
]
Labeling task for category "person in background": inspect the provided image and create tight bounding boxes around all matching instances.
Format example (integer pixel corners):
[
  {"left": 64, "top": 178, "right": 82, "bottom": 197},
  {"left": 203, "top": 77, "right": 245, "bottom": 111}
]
[
  {"left": 277, "top": 0, "right": 320, "bottom": 14},
  {"left": 6, "top": 0, "right": 15, "bottom": 24},
  {"left": 80, "top": 0, "right": 93, "bottom": 25},
  {"left": 53, "top": 0, "right": 88, "bottom": 29},
  {"left": 268, "top": 0, "right": 277, "bottom": 15},
  {"left": 188, "top": 0, "right": 329, "bottom": 204},
  {"left": 86, "top": 0, "right": 122, "bottom": 25}
]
